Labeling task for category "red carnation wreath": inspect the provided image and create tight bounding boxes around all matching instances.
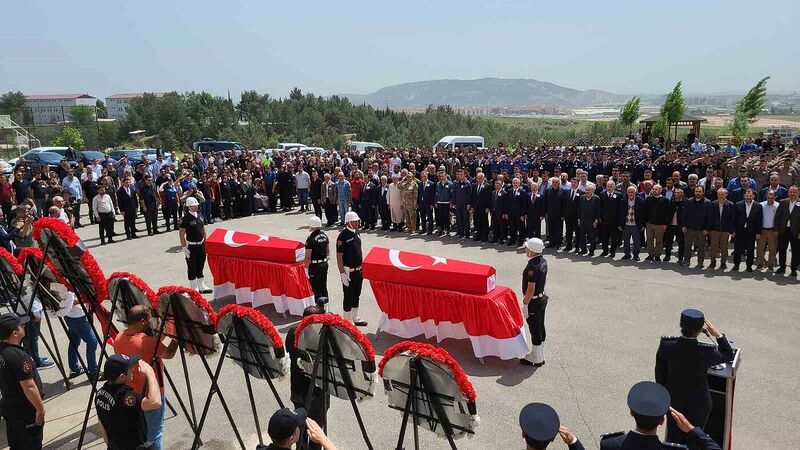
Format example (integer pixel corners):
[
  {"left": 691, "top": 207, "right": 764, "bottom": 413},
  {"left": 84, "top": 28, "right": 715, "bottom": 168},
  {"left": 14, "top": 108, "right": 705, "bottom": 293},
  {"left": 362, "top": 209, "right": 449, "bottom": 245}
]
[
  {"left": 17, "top": 247, "right": 74, "bottom": 291},
  {"left": 0, "top": 247, "right": 24, "bottom": 276},
  {"left": 218, "top": 304, "right": 283, "bottom": 349},
  {"left": 108, "top": 272, "right": 160, "bottom": 335},
  {"left": 156, "top": 286, "right": 220, "bottom": 355},
  {"left": 108, "top": 272, "right": 158, "bottom": 306},
  {"left": 380, "top": 341, "right": 477, "bottom": 402},
  {"left": 294, "top": 313, "right": 375, "bottom": 361}
]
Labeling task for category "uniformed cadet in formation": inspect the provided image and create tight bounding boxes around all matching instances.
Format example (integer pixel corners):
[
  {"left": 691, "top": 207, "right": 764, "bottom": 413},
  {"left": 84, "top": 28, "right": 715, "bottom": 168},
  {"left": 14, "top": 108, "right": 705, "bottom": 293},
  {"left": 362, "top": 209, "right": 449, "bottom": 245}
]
[
  {"left": 0, "top": 313, "right": 45, "bottom": 450},
  {"left": 521, "top": 237, "right": 548, "bottom": 367},
  {"left": 336, "top": 211, "right": 368, "bottom": 326},
  {"left": 656, "top": 309, "right": 734, "bottom": 443},
  {"left": 95, "top": 354, "right": 162, "bottom": 450},
  {"left": 519, "top": 402, "right": 585, "bottom": 450},
  {"left": 305, "top": 216, "right": 330, "bottom": 311},
  {"left": 179, "top": 196, "right": 213, "bottom": 294},
  {"left": 600, "top": 381, "right": 721, "bottom": 450}
]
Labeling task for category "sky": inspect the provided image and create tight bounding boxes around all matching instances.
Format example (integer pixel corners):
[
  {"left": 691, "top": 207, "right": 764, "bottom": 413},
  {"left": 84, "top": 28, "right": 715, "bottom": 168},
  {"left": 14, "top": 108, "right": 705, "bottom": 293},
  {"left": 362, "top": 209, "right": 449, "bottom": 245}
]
[{"left": 1, "top": 0, "right": 797, "bottom": 101}]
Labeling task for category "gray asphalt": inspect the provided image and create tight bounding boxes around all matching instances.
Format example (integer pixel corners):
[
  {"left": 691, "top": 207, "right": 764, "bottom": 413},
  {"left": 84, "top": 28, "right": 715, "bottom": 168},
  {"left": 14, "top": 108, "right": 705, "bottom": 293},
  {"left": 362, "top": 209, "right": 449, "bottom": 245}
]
[{"left": 3, "top": 210, "right": 798, "bottom": 450}]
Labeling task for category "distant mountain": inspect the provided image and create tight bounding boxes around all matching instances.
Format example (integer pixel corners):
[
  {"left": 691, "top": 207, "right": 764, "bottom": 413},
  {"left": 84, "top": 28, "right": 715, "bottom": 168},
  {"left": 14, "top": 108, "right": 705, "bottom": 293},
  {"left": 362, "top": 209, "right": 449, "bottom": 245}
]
[{"left": 342, "top": 78, "right": 625, "bottom": 108}]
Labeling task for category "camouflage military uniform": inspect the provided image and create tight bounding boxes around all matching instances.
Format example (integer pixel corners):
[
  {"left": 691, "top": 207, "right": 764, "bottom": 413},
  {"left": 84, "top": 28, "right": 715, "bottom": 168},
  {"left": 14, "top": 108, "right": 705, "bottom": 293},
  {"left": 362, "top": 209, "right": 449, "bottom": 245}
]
[{"left": 399, "top": 176, "right": 419, "bottom": 233}]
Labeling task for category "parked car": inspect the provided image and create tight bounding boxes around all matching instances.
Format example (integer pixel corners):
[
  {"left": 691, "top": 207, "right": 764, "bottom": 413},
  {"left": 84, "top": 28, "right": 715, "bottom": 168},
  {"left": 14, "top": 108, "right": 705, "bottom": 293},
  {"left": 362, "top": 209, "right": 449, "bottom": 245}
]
[
  {"left": 348, "top": 141, "right": 384, "bottom": 155},
  {"left": 192, "top": 139, "right": 244, "bottom": 153},
  {"left": 18, "top": 151, "right": 77, "bottom": 174},
  {"left": 77, "top": 150, "right": 115, "bottom": 165},
  {"left": 140, "top": 148, "right": 172, "bottom": 163},
  {"left": 0, "top": 160, "right": 14, "bottom": 175},
  {"left": 107, "top": 149, "right": 146, "bottom": 161}
]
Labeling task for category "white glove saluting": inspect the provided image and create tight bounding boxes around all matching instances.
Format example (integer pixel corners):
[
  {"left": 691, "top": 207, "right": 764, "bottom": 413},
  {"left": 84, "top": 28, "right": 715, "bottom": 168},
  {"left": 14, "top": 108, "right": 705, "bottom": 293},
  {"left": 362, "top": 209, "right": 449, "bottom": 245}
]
[
  {"left": 183, "top": 246, "right": 191, "bottom": 259},
  {"left": 340, "top": 271, "right": 350, "bottom": 286}
]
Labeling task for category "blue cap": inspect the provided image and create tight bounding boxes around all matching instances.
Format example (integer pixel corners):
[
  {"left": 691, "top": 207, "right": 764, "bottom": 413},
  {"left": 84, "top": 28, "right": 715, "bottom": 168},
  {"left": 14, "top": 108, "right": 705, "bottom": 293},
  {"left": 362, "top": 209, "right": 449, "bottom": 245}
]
[
  {"left": 627, "top": 381, "right": 671, "bottom": 417},
  {"left": 519, "top": 402, "right": 560, "bottom": 441},
  {"left": 680, "top": 309, "right": 704, "bottom": 329}
]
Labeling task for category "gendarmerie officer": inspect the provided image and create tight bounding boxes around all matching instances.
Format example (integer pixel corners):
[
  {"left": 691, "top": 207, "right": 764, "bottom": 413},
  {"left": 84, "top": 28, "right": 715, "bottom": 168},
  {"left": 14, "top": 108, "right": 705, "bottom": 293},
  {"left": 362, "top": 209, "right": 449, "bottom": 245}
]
[
  {"left": 521, "top": 237, "right": 548, "bottom": 367},
  {"left": 95, "top": 354, "right": 162, "bottom": 450},
  {"left": 0, "top": 313, "right": 45, "bottom": 450},
  {"left": 179, "top": 196, "right": 212, "bottom": 294},
  {"left": 519, "top": 402, "right": 585, "bottom": 450},
  {"left": 336, "top": 211, "right": 367, "bottom": 327},
  {"left": 600, "top": 381, "right": 721, "bottom": 450},
  {"left": 656, "top": 309, "right": 733, "bottom": 444},
  {"left": 305, "top": 216, "right": 330, "bottom": 311}
]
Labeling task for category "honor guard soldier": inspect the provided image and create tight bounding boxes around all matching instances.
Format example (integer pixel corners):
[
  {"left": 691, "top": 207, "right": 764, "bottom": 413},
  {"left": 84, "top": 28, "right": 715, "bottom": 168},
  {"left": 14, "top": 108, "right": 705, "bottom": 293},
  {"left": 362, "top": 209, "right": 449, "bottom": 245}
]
[
  {"left": 179, "top": 196, "right": 212, "bottom": 294},
  {"left": 95, "top": 354, "right": 163, "bottom": 450},
  {"left": 0, "top": 313, "right": 45, "bottom": 450},
  {"left": 656, "top": 309, "right": 734, "bottom": 444},
  {"left": 336, "top": 211, "right": 367, "bottom": 326},
  {"left": 521, "top": 237, "right": 548, "bottom": 366},
  {"left": 305, "top": 216, "right": 330, "bottom": 311},
  {"left": 600, "top": 381, "right": 720, "bottom": 450},
  {"left": 519, "top": 402, "right": 586, "bottom": 450}
]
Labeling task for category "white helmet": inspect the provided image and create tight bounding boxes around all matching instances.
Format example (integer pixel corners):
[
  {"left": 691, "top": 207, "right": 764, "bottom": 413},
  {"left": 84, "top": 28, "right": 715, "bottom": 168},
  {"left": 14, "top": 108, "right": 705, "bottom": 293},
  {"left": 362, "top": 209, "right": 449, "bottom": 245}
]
[
  {"left": 524, "top": 238, "right": 544, "bottom": 254},
  {"left": 308, "top": 216, "right": 322, "bottom": 228},
  {"left": 185, "top": 197, "right": 199, "bottom": 207},
  {"left": 344, "top": 211, "right": 360, "bottom": 223}
]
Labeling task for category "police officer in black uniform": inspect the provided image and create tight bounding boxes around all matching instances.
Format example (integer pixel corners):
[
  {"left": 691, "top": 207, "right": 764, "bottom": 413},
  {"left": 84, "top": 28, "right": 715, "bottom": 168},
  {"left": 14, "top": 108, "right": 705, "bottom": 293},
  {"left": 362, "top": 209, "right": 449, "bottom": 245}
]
[
  {"left": 599, "top": 381, "right": 721, "bottom": 450},
  {"left": 656, "top": 309, "right": 734, "bottom": 444},
  {"left": 521, "top": 237, "right": 548, "bottom": 367},
  {"left": 336, "top": 211, "right": 367, "bottom": 327},
  {"left": 519, "top": 402, "right": 586, "bottom": 450},
  {"left": 95, "top": 354, "right": 162, "bottom": 450},
  {"left": 305, "top": 216, "right": 330, "bottom": 311},
  {"left": 179, "top": 196, "right": 212, "bottom": 294},
  {"left": 0, "top": 313, "right": 45, "bottom": 450}
]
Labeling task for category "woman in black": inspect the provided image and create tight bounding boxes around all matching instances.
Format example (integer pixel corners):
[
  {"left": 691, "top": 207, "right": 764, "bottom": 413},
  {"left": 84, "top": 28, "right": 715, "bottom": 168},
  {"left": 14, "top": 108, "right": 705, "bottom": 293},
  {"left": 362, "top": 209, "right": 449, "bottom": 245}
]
[{"left": 277, "top": 165, "right": 295, "bottom": 211}]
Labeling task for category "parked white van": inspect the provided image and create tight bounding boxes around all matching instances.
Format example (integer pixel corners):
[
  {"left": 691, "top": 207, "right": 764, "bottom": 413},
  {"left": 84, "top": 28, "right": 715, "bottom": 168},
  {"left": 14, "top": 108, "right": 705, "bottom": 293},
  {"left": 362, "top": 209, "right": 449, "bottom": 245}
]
[
  {"left": 277, "top": 143, "right": 306, "bottom": 151},
  {"left": 434, "top": 136, "right": 485, "bottom": 149},
  {"left": 348, "top": 141, "right": 385, "bottom": 155}
]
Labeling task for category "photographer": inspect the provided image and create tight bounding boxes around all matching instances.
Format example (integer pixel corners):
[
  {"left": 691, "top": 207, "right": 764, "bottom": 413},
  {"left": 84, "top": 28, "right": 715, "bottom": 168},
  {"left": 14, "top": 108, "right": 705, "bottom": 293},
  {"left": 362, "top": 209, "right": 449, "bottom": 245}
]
[{"left": 11, "top": 202, "right": 36, "bottom": 249}]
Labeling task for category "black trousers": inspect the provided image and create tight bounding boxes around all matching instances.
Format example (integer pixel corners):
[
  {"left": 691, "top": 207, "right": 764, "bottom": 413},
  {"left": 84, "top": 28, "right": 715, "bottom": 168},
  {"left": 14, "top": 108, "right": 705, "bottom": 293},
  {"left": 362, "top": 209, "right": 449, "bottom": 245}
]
[
  {"left": 564, "top": 217, "right": 578, "bottom": 248},
  {"left": 599, "top": 222, "right": 619, "bottom": 253},
  {"left": 733, "top": 233, "right": 756, "bottom": 267},
  {"left": 342, "top": 269, "right": 363, "bottom": 311},
  {"left": 308, "top": 262, "right": 328, "bottom": 308},
  {"left": 526, "top": 295, "right": 548, "bottom": 346},
  {"left": 508, "top": 214, "right": 525, "bottom": 244},
  {"left": 362, "top": 204, "right": 377, "bottom": 228},
  {"left": 435, "top": 204, "right": 450, "bottom": 232},
  {"left": 86, "top": 195, "right": 96, "bottom": 224},
  {"left": 324, "top": 203, "right": 337, "bottom": 226},
  {"left": 454, "top": 205, "right": 470, "bottom": 237},
  {"left": 546, "top": 216, "right": 563, "bottom": 246},
  {"left": 473, "top": 209, "right": 489, "bottom": 240},
  {"left": 312, "top": 200, "right": 323, "bottom": 219},
  {"left": 72, "top": 199, "right": 82, "bottom": 226},
  {"left": 98, "top": 211, "right": 115, "bottom": 243},
  {"left": 163, "top": 204, "right": 178, "bottom": 230},
  {"left": 143, "top": 204, "right": 159, "bottom": 233},
  {"left": 419, "top": 206, "right": 434, "bottom": 232},
  {"left": 578, "top": 222, "right": 597, "bottom": 252},
  {"left": 186, "top": 244, "right": 206, "bottom": 280},
  {"left": 122, "top": 208, "right": 137, "bottom": 237},
  {"left": 3, "top": 406, "right": 43, "bottom": 450},
  {"left": 664, "top": 224, "right": 685, "bottom": 260},
  {"left": 267, "top": 191, "right": 277, "bottom": 212},
  {"left": 527, "top": 217, "right": 542, "bottom": 239},
  {"left": 777, "top": 230, "right": 800, "bottom": 270},
  {"left": 491, "top": 213, "right": 507, "bottom": 242}
]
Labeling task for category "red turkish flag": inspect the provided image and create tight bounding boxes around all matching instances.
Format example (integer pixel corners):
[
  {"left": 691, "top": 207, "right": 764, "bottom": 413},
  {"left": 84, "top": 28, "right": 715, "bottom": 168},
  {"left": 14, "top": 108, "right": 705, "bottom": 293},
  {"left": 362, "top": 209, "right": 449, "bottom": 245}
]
[
  {"left": 363, "top": 247, "right": 496, "bottom": 294},
  {"left": 206, "top": 228, "right": 305, "bottom": 263}
]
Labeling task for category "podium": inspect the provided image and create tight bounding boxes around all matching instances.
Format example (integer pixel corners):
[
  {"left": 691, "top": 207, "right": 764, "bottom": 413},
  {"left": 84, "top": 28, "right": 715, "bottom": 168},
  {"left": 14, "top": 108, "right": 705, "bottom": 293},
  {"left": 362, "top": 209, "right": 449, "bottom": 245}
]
[{"left": 705, "top": 346, "right": 741, "bottom": 450}]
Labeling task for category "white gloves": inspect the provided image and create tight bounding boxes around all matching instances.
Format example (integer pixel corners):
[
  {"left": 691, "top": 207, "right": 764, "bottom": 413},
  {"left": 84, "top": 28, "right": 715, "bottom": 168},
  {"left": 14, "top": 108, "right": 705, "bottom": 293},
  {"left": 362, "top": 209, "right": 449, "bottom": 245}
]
[
  {"left": 340, "top": 272, "right": 350, "bottom": 286},
  {"left": 304, "top": 267, "right": 310, "bottom": 278},
  {"left": 183, "top": 246, "right": 191, "bottom": 258}
]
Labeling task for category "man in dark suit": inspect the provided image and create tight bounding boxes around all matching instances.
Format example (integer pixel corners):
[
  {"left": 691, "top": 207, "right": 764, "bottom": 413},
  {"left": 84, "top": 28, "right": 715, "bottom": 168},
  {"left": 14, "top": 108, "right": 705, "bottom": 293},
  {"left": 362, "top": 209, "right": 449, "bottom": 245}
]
[
  {"left": 759, "top": 174, "right": 788, "bottom": 202},
  {"left": 643, "top": 185, "right": 670, "bottom": 261},
  {"left": 732, "top": 188, "right": 763, "bottom": 272},
  {"left": 116, "top": 177, "right": 139, "bottom": 239},
  {"left": 576, "top": 185, "right": 601, "bottom": 256},
  {"left": 507, "top": 177, "right": 528, "bottom": 247},
  {"left": 598, "top": 180, "right": 622, "bottom": 257},
  {"left": 664, "top": 187, "right": 687, "bottom": 264},
  {"left": 618, "top": 185, "right": 645, "bottom": 261},
  {"left": 490, "top": 179, "right": 508, "bottom": 244},
  {"left": 378, "top": 176, "right": 391, "bottom": 231},
  {"left": 417, "top": 171, "right": 436, "bottom": 235},
  {"left": 543, "top": 177, "right": 567, "bottom": 249},
  {"left": 705, "top": 188, "right": 736, "bottom": 270},
  {"left": 774, "top": 185, "right": 800, "bottom": 277},
  {"left": 525, "top": 181, "right": 545, "bottom": 239},
  {"left": 655, "top": 309, "right": 733, "bottom": 444},
  {"left": 563, "top": 178, "right": 581, "bottom": 252},
  {"left": 470, "top": 173, "right": 492, "bottom": 242}
]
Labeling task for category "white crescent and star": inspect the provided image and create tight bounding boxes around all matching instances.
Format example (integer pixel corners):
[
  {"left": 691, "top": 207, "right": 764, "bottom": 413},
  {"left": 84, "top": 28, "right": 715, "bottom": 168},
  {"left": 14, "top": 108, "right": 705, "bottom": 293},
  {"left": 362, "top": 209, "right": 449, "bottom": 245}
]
[
  {"left": 388, "top": 249, "right": 447, "bottom": 271},
  {"left": 223, "top": 230, "right": 270, "bottom": 248}
]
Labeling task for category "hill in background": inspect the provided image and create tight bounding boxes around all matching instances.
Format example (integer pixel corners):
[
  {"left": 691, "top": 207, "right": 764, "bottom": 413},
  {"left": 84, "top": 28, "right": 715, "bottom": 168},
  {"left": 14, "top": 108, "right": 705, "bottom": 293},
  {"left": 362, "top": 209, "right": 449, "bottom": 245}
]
[{"left": 342, "top": 77, "right": 626, "bottom": 108}]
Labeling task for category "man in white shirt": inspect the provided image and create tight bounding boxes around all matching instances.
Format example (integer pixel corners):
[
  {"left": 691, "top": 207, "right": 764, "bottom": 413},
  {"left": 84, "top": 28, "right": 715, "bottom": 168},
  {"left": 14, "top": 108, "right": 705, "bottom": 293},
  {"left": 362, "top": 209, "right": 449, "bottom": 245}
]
[
  {"left": 757, "top": 190, "right": 779, "bottom": 271},
  {"left": 92, "top": 185, "right": 117, "bottom": 245},
  {"left": 50, "top": 196, "right": 70, "bottom": 224},
  {"left": 388, "top": 152, "right": 402, "bottom": 175},
  {"left": 55, "top": 283, "right": 98, "bottom": 378}
]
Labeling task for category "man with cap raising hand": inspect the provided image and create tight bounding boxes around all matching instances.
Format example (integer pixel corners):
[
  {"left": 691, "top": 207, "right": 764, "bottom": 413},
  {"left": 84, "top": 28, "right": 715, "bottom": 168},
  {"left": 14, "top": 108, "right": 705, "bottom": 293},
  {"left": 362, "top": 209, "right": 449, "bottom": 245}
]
[
  {"left": 305, "top": 216, "right": 330, "bottom": 311},
  {"left": 0, "top": 313, "right": 45, "bottom": 450},
  {"left": 520, "top": 237, "right": 548, "bottom": 366},
  {"left": 520, "top": 402, "right": 585, "bottom": 449},
  {"left": 656, "top": 309, "right": 733, "bottom": 444},
  {"left": 95, "top": 354, "right": 162, "bottom": 450},
  {"left": 258, "top": 407, "right": 337, "bottom": 450},
  {"left": 600, "top": 381, "right": 720, "bottom": 450},
  {"left": 336, "top": 211, "right": 367, "bottom": 326},
  {"left": 179, "top": 196, "right": 212, "bottom": 294}
]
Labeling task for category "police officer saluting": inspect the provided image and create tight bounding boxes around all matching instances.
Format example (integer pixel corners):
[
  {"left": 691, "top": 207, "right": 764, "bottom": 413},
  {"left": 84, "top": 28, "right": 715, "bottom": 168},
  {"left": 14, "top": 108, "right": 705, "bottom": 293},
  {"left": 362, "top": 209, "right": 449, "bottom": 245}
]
[
  {"left": 0, "top": 313, "right": 45, "bottom": 450},
  {"left": 519, "top": 402, "right": 585, "bottom": 450},
  {"left": 521, "top": 237, "right": 548, "bottom": 367},
  {"left": 336, "top": 211, "right": 367, "bottom": 327},
  {"left": 656, "top": 309, "right": 734, "bottom": 444},
  {"left": 95, "top": 354, "right": 162, "bottom": 450},
  {"left": 179, "top": 196, "right": 212, "bottom": 294},
  {"left": 305, "top": 216, "right": 330, "bottom": 311}
]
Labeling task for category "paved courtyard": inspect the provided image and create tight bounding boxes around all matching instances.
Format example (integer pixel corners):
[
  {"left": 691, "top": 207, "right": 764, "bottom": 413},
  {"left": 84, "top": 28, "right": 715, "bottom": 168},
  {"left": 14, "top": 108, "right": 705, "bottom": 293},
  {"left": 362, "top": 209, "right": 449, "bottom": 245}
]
[{"left": 2, "top": 210, "right": 799, "bottom": 450}]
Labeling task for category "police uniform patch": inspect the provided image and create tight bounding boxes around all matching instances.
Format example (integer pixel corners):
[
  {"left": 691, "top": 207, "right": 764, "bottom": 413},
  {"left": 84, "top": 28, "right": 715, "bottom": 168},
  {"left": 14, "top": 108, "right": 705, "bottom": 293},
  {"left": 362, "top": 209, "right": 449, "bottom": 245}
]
[
  {"left": 528, "top": 270, "right": 534, "bottom": 276},
  {"left": 337, "top": 240, "right": 343, "bottom": 247},
  {"left": 22, "top": 360, "right": 33, "bottom": 374},
  {"left": 123, "top": 393, "right": 136, "bottom": 407}
]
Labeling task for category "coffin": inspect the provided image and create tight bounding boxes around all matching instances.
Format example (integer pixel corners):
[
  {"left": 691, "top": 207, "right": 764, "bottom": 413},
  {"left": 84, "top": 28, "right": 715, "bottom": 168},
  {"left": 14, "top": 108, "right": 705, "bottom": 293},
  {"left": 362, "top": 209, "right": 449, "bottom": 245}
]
[{"left": 205, "top": 228, "right": 305, "bottom": 263}]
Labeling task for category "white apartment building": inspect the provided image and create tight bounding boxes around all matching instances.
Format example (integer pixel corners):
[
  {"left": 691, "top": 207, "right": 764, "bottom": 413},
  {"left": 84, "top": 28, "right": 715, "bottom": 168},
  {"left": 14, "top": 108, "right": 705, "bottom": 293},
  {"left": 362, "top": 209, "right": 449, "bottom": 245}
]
[
  {"left": 24, "top": 94, "right": 96, "bottom": 124},
  {"left": 106, "top": 92, "right": 166, "bottom": 120}
]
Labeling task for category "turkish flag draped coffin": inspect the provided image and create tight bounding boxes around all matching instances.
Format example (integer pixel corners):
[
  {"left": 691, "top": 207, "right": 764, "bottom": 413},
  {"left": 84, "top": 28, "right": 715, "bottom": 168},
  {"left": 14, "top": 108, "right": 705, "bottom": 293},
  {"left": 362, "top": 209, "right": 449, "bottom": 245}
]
[
  {"left": 363, "top": 247, "right": 496, "bottom": 295},
  {"left": 206, "top": 228, "right": 306, "bottom": 263}
]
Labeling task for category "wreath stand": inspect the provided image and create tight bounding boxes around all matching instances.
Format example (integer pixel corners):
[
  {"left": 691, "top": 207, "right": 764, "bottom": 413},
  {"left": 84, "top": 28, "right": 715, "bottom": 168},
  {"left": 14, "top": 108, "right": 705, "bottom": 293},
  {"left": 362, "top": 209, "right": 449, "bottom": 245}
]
[
  {"left": 193, "top": 314, "right": 286, "bottom": 449},
  {"left": 302, "top": 324, "right": 374, "bottom": 450},
  {"left": 150, "top": 291, "right": 244, "bottom": 450},
  {"left": 392, "top": 356, "right": 462, "bottom": 450}
]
